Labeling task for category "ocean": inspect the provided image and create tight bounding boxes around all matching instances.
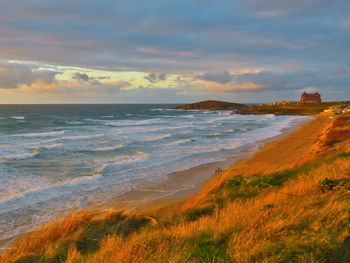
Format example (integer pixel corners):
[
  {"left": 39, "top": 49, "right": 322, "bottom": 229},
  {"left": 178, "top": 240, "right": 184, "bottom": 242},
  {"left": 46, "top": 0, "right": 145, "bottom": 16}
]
[{"left": 0, "top": 104, "right": 310, "bottom": 245}]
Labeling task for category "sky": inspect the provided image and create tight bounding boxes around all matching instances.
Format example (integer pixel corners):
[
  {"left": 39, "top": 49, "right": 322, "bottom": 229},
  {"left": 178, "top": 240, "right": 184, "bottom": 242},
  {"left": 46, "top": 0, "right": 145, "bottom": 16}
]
[{"left": 0, "top": 0, "right": 349, "bottom": 103}]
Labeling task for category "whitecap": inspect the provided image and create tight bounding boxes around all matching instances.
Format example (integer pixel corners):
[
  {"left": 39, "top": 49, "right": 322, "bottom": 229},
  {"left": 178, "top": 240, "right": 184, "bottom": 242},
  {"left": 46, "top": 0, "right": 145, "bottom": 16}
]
[
  {"left": 65, "top": 121, "right": 82, "bottom": 125},
  {"left": 10, "top": 116, "right": 25, "bottom": 120},
  {"left": 104, "top": 118, "right": 163, "bottom": 127},
  {"left": 94, "top": 152, "right": 150, "bottom": 173},
  {"left": 0, "top": 173, "right": 103, "bottom": 204},
  {"left": 165, "top": 138, "right": 194, "bottom": 146}
]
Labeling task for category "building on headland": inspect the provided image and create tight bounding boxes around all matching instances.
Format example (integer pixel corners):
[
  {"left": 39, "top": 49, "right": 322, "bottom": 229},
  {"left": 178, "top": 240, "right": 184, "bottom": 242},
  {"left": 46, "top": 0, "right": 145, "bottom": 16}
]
[{"left": 300, "top": 92, "right": 321, "bottom": 103}]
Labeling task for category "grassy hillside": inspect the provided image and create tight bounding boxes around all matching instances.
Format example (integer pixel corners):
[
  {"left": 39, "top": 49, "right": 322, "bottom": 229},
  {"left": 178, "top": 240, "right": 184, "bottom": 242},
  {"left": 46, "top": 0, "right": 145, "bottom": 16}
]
[
  {"left": 2, "top": 113, "right": 350, "bottom": 263},
  {"left": 237, "top": 105, "right": 328, "bottom": 115},
  {"left": 175, "top": 100, "right": 246, "bottom": 110},
  {"left": 236, "top": 101, "right": 350, "bottom": 115}
]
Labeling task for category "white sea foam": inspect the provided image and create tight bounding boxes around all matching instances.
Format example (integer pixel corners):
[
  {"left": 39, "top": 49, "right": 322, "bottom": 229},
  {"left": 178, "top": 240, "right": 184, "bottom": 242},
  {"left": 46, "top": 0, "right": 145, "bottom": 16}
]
[
  {"left": 104, "top": 118, "right": 163, "bottom": 127},
  {"left": 10, "top": 116, "right": 25, "bottom": 120},
  {"left": 94, "top": 152, "right": 150, "bottom": 174},
  {"left": 66, "top": 121, "right": 82, "bottom": 125},
  {"left": 182, "top": 114, "right": 195, "bottom": 118},
  {"left": 166, "top": 138, "right": 194, "bottom": 146},
  {"left": 62, "top": 134, "right": 104, "bottom": 140},
  {"left": 109, "top": 125, "right": 191, "bottom": 136},
  {"left": 10, "top": 130, "right": 65, "bottom": 137},
  {"left": 95, "top": 144, "right": 124, "bottom": 151},
  {"left": 0, "top": 173, "right": 103, "bottom": 206}
]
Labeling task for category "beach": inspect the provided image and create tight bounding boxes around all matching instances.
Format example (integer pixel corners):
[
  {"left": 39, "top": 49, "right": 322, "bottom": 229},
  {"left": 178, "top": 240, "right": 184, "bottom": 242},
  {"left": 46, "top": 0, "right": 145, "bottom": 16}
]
[
  {"left": 0, "top": 114, "right": 312, "bottom": 249},
  {"left": 0, "top": 105, "right": 310, "bottom": 247},
  {"left": 110, "top": 118, "right": 310, "bottom": 211},
  {"left": 2, "top": 111, "right": 350, "bottom": 263}
]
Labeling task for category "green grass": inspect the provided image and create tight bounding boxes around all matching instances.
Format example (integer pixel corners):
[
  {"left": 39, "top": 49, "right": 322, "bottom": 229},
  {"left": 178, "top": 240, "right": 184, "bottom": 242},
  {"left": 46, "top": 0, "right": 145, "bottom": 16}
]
[
  {"left": 254, "top": 107, "right": 324, "bottom": 115},
  {"left": 318, "top": 177, "right": 350, "bottom": 192},
  {"left": 176, "top": 100, "right": 246, "bottom": 110},
  {"left": 76, "top": 214, "right": 148, "bottom": 254},
  {"left": 13, "top": 214, "right": 149, "bottom": 263},
  {"left": 180, "top": 232, "right": 233, "bottom": 263},
  {"left": 184, "top": 207, "right": 214, "bottom": 222},
  {"left": 217, "top": 152, "right": 350, "bottom": 203}
]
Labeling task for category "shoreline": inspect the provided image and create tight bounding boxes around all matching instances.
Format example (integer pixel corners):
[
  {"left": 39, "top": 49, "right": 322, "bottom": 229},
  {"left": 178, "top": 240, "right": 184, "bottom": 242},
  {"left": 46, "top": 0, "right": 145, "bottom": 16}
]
[
  {"left": 109, "top": 116, "right": 311, "bottom": 212},
  {"left": 2, "top": 111, "right": 349, "bottom": 262},
  {"left": 0, "top": 115, "right": 311, "bottom": 249}
]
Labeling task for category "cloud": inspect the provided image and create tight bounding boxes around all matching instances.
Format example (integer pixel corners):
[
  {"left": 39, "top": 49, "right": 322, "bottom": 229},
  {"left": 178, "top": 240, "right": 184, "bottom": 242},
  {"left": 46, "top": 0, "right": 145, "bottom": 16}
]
[
  {"left": 144, "top": 73, "right": 167, "bottom": 83},
  {"left": 202, "top": 81, "right": 265, "bottom": 93},
  {"left": 297, "top": 87, "right": 319, "bottom": 93},
  {"left": 283, "top": 62, "right": 302, "bottom": 69},
  {"left": 194, "top": 68, "right": 350, "bottom": 96},
  {"left": 18, "top": 79, "right": 131, "bottom": 97},
  {"left": 72, "top": 72, "right": 111, "bottom": 86},
  {"left": 331, "top": 67, "right": 347, "bottom": 74},
  {"left": 247, "top": 0, "right": 330, "bottom": 18},
  {"left": 0, "top": 0, "right": 349, "bottom": 102},
  {"left": 0, "top": 61, "right": 132, "bottom": 98},
  {"left": 0, "top": 62, "right": 58, "bottom": 89},
  {"left": 72, "top": 72, "right": 92, "bottom": 82},
  {"left": 0, "top": 0, "right": 348, "bottom": 76},
  {"left": 196, "top": 71, "right": 233, "bottom": 84},
  {"left": 18, "top": 79, "right": 57, "bottom": 94}
]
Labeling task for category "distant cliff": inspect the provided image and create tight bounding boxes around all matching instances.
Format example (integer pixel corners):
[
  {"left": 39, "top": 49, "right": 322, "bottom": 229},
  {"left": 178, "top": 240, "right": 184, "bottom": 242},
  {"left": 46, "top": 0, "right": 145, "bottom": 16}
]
[{"left": 175, "top": 100, "right": 246, "bottom": 110}]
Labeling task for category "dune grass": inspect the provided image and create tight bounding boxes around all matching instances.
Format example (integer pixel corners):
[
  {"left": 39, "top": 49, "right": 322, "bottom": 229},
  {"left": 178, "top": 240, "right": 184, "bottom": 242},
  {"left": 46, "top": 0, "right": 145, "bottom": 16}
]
[{"left": 1, "top": 113, "right": 350, "bottom": 263}]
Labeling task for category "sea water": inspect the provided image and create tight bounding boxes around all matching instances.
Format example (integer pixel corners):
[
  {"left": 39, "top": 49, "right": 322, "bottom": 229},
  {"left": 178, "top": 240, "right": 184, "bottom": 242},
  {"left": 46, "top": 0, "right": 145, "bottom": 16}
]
[{"left": 0, "top": 104, "right": 310, "bottom": 245}]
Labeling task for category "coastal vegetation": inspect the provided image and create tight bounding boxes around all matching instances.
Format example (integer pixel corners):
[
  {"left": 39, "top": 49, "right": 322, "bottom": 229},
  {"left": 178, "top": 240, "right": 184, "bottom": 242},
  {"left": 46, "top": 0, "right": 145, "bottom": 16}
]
[
  {"left": 175, "top": 100, "right": 246, "bottom": 110},
  {"left": 177, "top": 100, "right": 350, "bottom": 115},
  {"left": 1, "top": 113, "right": 350, "bottom": 262}
]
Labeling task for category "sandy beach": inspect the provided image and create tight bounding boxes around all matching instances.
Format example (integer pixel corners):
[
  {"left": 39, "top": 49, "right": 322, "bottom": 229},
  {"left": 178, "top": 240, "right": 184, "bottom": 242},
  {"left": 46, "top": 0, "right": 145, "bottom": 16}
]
[{"left": 110, "top": 116, "right": 312, "bottom": 212}]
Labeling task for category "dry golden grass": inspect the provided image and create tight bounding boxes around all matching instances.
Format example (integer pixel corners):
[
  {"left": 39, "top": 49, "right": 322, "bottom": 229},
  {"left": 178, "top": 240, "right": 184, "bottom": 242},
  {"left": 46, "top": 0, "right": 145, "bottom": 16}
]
[{"left": 1, "top": 113, "right": 350, "bottom": 263}]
